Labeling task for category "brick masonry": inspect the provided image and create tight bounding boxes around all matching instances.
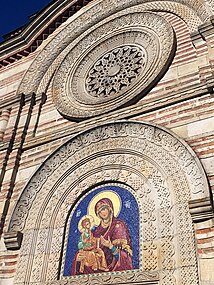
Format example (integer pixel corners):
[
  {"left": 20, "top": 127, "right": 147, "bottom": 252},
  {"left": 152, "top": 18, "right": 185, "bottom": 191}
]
[{"left": 0, "top": 4, "right": 214, "bottom": 285}]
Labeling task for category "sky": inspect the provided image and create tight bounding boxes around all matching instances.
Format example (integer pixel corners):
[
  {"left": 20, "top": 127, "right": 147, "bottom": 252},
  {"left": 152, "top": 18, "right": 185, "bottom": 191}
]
[{"left": 0, "top": 0, "right": 52, "bottom": 42}]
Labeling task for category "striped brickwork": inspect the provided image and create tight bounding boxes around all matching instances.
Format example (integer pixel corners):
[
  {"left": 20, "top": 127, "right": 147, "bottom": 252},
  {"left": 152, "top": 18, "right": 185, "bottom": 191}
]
[{"left": 0, "top": 6, "right": 213, "bottom": 285}]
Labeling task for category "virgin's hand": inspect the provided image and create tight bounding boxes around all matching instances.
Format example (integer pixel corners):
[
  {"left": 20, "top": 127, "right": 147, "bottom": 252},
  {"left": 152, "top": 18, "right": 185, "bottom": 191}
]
[{"left": 100, "top": 236, "right": 112, "bottom": 249}]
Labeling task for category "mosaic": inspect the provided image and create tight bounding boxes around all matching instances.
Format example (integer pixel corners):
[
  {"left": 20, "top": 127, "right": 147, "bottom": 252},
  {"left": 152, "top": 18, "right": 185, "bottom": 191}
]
[{"left": 63, "top": 184, "right": 140, "bottom": 276}]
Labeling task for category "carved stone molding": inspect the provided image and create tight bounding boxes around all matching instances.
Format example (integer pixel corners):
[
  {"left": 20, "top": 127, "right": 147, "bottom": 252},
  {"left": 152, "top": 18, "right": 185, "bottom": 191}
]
[
  {"left": 191, "top": 16, "right": 214, "bottom": 45},
  {"left": 7, "top": 121, "right": 211, "bottom": 285},
  {"left": 16, "top": 0, "right": 211, "bottom": 108},
  {"left": 48, "top": 271, "right": 159, "bottom": 285},
  {"left": 9, "top": 121, "right": 210, "bottom": 233},
  {"left": 205, "top": 75, "right": 214, "bottom": 93},
  {"left": 52, "top": 11, "right": 175, "bottom": 119},
  {"left": 189, "top": 197, "right": 214, "bottom": 222},
  {"left": 4, "top": 231, "right": 23, "bottom": 250}
]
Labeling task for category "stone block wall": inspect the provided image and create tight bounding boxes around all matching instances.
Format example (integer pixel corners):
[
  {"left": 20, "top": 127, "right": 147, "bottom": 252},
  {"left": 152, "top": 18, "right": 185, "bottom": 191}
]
[{"left": 0, "top": 4, "right": 214, "bottom": 285}]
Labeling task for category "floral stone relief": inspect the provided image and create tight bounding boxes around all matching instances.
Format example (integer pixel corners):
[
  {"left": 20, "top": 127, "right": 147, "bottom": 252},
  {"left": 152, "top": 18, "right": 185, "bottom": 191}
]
[
  {"left": 51, "top": 11, "right": 175, "bottom": 119},
  {"left": 8, "top": 121, "right": 211, "bottom": 285}
]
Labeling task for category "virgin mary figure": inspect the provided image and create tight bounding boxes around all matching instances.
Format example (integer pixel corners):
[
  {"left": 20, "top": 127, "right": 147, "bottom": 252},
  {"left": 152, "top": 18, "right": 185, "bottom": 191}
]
[{"left": 71, "top": 197, "right": 133, "bottom": 274}]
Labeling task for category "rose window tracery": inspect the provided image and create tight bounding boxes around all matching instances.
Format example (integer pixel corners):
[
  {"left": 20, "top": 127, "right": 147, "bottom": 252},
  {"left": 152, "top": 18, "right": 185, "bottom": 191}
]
[
  {"left": 85, "top": 46, "right": 145, "bottom": 98},
  {"left": 51, "top": 11, "right": 175, "bottom": 119}
]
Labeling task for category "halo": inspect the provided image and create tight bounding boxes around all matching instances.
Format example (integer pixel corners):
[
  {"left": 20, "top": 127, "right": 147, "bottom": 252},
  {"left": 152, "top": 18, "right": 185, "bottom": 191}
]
[
  {"left": 88, "top": 190, "right": 121, "bottom": 226},
  {"left": 78, "top": 215, "right": 94, "bottom": 233}
]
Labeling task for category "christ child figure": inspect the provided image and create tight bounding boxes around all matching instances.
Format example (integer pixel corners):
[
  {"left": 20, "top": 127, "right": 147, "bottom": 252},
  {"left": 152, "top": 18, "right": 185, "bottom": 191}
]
[{"left": 77, "top": 215, "right": 109, "bottom": 273}]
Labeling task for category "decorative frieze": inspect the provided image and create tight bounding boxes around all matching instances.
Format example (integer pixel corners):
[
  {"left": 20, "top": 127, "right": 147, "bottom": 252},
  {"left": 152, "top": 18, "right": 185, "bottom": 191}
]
[
  {"left": 189, "top": 197, "right": 214, "bottom": 222},
  {"left": 6, "top": 121, "right": 211, "bottom": 285}
]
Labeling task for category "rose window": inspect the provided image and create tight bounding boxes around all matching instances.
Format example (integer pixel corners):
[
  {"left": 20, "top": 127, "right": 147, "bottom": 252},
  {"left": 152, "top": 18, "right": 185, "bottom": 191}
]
[{"left": 85, "top": 46, "right": 145, "bottom": 98}]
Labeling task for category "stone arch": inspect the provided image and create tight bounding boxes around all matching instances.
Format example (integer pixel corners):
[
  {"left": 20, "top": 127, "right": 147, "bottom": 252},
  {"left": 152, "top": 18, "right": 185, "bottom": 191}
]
[
  {"left": 17, "top": 0, "right": 211, "bottom": 98},
  {"left": 8, "top": 121, "right": 212, "bottom": 285}
]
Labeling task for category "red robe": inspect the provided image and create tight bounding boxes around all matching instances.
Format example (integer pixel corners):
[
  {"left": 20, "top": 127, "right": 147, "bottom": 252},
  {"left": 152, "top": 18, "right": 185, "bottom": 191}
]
[{"left": 71, "top": 217, "right": 133, "bottom": 275}]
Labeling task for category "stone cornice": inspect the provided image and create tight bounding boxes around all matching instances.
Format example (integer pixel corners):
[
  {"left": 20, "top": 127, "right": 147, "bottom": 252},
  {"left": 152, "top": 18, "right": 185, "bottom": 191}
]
[
  {"left": 0, "top": 1, "right": 212, "bottom": 69},
  {"left": 0, "top": 0, "right": 76, "bottom": 57},
  {"left": 0, "top": 92, "right": 44, "bottom": 112},
  {"left": 0, "top": 0, "right": 92, "bottom": 67},
  {"left": 4, "top": 231, "right": 23, "bottom": 250},
  {"left": 0, "top": 81, "right": 210, "bottom": 152},
  {"left": 189, "top": 197, "right": 214, "bottom": 223}
]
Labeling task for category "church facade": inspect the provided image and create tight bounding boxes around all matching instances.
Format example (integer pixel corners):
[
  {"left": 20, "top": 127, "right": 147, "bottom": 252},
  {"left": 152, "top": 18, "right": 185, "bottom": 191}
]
[{"left": 0, "top": 1, "right": 214, "bottom": 284}]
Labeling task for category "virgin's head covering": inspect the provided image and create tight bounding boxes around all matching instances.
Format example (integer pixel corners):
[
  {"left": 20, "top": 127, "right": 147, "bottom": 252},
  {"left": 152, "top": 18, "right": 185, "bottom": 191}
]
[{"left": 95, "top": 198, "right": 114, "bottom": 216}]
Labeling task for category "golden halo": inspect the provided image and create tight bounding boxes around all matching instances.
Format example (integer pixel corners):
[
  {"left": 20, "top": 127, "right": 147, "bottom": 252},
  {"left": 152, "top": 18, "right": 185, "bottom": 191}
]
[
  {"left": 78, "top": 215, "right": 94, "bottom": 233},
  {"left": 88, "top": 190, "right": 121, "bottom": 226}
]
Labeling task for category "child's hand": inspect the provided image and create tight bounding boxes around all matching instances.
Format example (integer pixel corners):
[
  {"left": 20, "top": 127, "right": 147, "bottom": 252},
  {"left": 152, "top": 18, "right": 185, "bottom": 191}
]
[{"left": 83, "top": 246, "right": 94, "bottom": 251}]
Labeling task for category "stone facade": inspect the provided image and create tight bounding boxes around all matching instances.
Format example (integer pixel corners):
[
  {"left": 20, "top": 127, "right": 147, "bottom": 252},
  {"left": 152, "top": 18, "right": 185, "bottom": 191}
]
[{"left": 0, "top": 1, "right": 214, "bottom": 285}]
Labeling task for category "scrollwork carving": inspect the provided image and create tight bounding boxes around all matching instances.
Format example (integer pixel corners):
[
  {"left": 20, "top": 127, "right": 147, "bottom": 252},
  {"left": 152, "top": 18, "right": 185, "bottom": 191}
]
[
  {"left": 143, "top": 241, "right": 158, "bottom": 271},
  {"left": 52, "top": 11, "right": 174, "bottom": 119},
  {"left": 10, "top": 122, "right": 208, "bottom": 285},
  {"left": 17, "top": 0, "right": 209, "bottom": 101},
  {"left": 47, "top": 271, "right": 159, "bottom": 285}
]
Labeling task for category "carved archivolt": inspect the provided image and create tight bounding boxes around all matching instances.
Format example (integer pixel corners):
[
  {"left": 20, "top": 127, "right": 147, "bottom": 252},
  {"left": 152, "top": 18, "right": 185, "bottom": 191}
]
[
  {"left": 8, "top": 121, "right": 211, "bottom": 285},
  {"left": 17, "top": 0, "right": 212, "bottom": 117}
]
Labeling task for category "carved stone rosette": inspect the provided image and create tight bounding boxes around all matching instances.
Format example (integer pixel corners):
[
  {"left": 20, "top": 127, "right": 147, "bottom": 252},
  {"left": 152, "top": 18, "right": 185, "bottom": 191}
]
[
  {"left": 85, "top": 45, "right": 145, "bottom": 98},
  {"left": 51, "top": 11, "right": 175, "bottom": 119},
  {"left": 17, "top": 0, "right": 212, "bottom": 102},
  {"left": 8, "top": 121, "right": 212, "bottom": 285}
]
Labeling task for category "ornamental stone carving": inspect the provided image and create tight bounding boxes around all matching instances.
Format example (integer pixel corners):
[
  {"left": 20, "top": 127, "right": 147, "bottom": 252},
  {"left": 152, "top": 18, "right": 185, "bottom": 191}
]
[
  {"left": 52, "top": 11, "right": 175, "bottom": 119},
  {"left": 8, "top": 121, "right": 212, "bottom": 285},
  {"left": 17, "top": 0, "right": 211, "bottom": 104},
  {"left": 85, "top": 45, "right": 145, "bottom": 98}
]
